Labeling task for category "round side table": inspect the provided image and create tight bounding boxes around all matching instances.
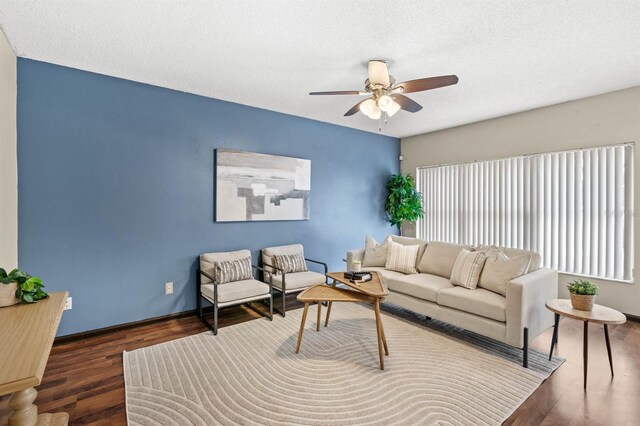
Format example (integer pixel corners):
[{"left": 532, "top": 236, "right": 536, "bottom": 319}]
[{"left": 545, "top": 299, "right": 626, "bottom": 389}]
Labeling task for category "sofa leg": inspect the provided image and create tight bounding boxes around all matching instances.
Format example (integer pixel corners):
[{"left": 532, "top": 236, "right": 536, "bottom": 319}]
[
  {"left": 197, "top": 295, "right": 202, "bottom": 320},
  {"left": 523, "top": 327, "right": 529, "bottom": 368}
]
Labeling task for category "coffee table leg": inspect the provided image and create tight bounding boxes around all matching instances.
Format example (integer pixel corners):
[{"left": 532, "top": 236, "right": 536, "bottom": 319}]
[
  {"left": 583, "top": 320, "right": 588, "bottom": 389},
  {"left": 374, "top": 299, "right": 385, "bottom": 370},
  {"left": 377, "top": 299, "right": 389, "bottom": 356},
  {"left": 549, "top": 313, "right": 560, "bottom": 360},
  {"left": 316, "top": 301, "right": 321, "bottom": 332},
  {"left": 325, "top": 302, "right": 332, "bottom": 327},
  {"left": 604, "top": 324, "right": 614, "bottom": 377},
  {"left": 296, "top": 303, "right": 309, "bottom": 354}
]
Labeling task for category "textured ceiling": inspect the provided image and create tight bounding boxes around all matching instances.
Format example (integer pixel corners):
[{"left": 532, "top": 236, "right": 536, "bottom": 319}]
[{"left": 0, "top": 1, "right": 639, "bottom": 138}]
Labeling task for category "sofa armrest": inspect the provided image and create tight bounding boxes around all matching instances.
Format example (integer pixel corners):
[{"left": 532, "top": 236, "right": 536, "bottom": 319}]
[
  {"left": 505, "top": 268, "right": 558, "bottom": 347},
  {"left": 346, "top": 248, "right": 365, "bottom": 271}
]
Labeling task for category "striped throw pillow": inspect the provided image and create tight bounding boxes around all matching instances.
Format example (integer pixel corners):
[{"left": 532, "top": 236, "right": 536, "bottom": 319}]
[
  {"left": 450, "top": 249, "right": 487, "bottom": 289},
  {"left": 214, "top": 257, "right": 253, "bottom": 284},
  {"left": 273, "top": 253, "right": 308, "bottom": 274},
  {"left": 385, "top": 241, "right": 419, "bottom": 274}
]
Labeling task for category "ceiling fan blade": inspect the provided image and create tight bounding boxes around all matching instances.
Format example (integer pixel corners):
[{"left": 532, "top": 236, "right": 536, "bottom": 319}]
[
  {"left": 344, "top": 99, "right": 367, "bottom": 116},
  {"left": 395, "top": 75, "right": 458, "bottom": 93},
  {"left": 391, "top": 94, "right": 423, "bottom": 113},
  {"left": 309, "top": 90, "right": 367, "bottom": 95},
  {"left": 368, "top": 60, "right": 390, "bottom": 87}
]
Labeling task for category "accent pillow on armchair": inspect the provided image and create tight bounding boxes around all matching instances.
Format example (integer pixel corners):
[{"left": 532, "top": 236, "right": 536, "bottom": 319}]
[
  {"left": 273, "top": 253, "right": 308, "bottom": 274},
  {"left": 214, "top": 257, "right": 253, "bottom": 284}
]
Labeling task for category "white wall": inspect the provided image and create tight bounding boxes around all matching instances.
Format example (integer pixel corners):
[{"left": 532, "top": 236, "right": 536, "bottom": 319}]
[
  {"left": 402, "top": 87, "right": 640, "bottom": 316},
  {"left": 0, "top": 29, "right": 17, "bottom": 269}
]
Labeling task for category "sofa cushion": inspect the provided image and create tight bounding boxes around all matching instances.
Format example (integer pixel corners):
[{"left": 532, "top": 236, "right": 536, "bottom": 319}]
[
  {"left": 363, "top": 236, "right": 391, "bottom": 267},
  {"left": 385, "top": 241, "right": 419, "bottom": 274},
  {"left": 387, "top": 273, "right": 454, "bottom": 303},
  {"left": 478, "top": 246, "right": 531, "bottom": 296},
  {"left": 201, "top": 279, "right": 270, "bottom": 304},
  {"left": 262, "top": 244, "right": 303, "bottom": 274},
  {"left": 418, "top": 242, "right": 474, "bottom": 278},
  {"left": 200, "top": 249, "right": 252, "bottom": 285},
  {"left": 450, "top": 249, "right": 487, "bottom": 289},
  {"left": 437, "top": 286, "right": 506, "bottom": 322},
  {"left": 390, "top": 235, "right": 427, "bottom": 269},
  {"left": 271, "top": 271, "right": 325, "bottom": 291},
  {"left": 477, "top": 245, "right": 541, "bottom": 273}
]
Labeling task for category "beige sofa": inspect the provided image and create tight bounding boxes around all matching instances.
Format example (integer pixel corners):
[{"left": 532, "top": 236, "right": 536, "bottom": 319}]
[{"left": 347, "top": 237, "right": 558, "bottom": 367}]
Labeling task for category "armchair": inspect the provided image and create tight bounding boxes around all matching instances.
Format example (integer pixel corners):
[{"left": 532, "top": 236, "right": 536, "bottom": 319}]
[
  {"left": 261, "top": 244, "right": 327, "bottom": 317},
  {"left": 197, "top": 249, "right": 273, "bottom": 335}
]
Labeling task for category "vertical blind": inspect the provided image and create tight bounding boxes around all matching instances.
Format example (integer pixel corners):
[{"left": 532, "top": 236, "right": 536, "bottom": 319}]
[{"left": 416, "top": 144, "right": 634, "bottom": 281}]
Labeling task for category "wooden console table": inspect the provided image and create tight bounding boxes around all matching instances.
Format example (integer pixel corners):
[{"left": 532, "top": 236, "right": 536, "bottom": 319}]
[{"left": 0, "top": 291, "right": 68, "bottom": 425}]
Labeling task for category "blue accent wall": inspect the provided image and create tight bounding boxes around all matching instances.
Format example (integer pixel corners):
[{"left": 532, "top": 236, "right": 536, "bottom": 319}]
[{"left": 17, "top": 59, "right": 399, "bottom": 336}]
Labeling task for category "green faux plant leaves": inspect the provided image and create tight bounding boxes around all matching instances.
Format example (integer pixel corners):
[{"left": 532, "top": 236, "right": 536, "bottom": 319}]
[
  {"left": 1, "top": 267, "right": 48, "bottom": 304},
  {"left": 385, "top": 173, "right": 425, "bottom": 230}
]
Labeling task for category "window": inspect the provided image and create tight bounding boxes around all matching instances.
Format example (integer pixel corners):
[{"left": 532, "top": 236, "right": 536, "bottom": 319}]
[{"left": 416, "top": 144, "right": 634, "bottom": 281}]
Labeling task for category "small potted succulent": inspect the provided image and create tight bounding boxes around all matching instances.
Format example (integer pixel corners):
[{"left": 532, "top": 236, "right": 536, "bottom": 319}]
[
  {"left": 567, "top": 279, "right": 599, "bottom": 311},
  {"left": 0, "top": 268, "right": 48, "bottom": 307}
]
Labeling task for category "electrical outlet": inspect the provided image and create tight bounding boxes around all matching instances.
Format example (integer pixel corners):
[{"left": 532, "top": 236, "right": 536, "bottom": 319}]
[
  {"left": 165, "top": 282, "right": 174, "bottom": 295},
  {"left": 64, "top": 296, "right": 72, "bottom": 310}
]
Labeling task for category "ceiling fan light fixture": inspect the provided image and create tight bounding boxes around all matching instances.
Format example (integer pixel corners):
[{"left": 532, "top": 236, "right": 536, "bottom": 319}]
[
  {"left": 377, "top": 95, "right": 394, "bottom": 111},
  {"left": 367, "top": 105, "right": 382, "bottom": 119},
  {"left": 386, "top": 101, "right": 401, "bottom": 117},
  {"left": 359, "top": 98, "right": 376, "bottom": 116}
]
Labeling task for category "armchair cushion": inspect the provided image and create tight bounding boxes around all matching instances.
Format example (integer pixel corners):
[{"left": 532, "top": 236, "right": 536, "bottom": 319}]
[
  {"left": 200, "top": 249, "right": 252, "bottom": 285},
  {"left": 201, "top": 279, "right": 270, "bottom": 304},
  {"left": 273, "top": 253, "right": 308, "bottom": 274},
  {"left": 215, "top": 257, "right": 252, "bottom": 284},
  {"left": 272, "top": 271, "right": 325, "bottom": 292},
  {"left": 262, "top": 244, "right": 304, "bottom": 274}
]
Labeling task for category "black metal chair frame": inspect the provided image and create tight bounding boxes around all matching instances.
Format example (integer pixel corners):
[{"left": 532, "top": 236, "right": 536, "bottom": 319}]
[
  {"left": 196, "top": 264, "right": 273, "bottom": 335},
  {"left": 263, "top": 257, "right": 327, "bottom": 317}
]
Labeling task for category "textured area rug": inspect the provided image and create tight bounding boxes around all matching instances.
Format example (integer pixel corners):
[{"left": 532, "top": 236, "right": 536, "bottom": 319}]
[{"left": 124, "top": 303, "right": 563, "bottom": 425}]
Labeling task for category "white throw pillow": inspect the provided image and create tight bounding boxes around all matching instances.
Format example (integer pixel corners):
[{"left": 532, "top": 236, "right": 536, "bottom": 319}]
[
  {"left": 385, "top": 241, "right": 420, "bottom": 274},
  {"left": 363, "top": 236, "right": 392, "bottom": 267},
  {"left": 449, "top": 249, "right": 487, "bottom": 289},
  {"left": 391, "top": 235, "right": 428, "bottom": 269},
  {"left": 478, "top": 246, "right": 531, "bottom": 296}
]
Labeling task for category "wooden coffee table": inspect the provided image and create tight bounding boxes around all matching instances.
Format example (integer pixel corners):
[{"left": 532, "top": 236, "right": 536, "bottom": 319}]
[
  {"left": 295, "top": 271, "right": 389, "bottom": 370},
  {"left": 545, "top": 299, "right": 626, "bottom": 389}
]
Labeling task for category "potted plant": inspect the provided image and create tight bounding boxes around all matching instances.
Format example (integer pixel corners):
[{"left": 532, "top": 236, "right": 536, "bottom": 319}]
[
  {"left": 0, "top": 268, "right": 48, "bottom": 307},
  {"left": 385, "top": 173, "right": 424, "bottom": 235},
  {"left": 567, "top": 279, "right": 599, "bottom": 311}
]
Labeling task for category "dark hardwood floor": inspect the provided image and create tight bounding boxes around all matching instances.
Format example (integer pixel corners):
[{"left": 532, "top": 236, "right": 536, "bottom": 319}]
[{"left": 1, "top": 295, "right": 638, "bottom": 425}]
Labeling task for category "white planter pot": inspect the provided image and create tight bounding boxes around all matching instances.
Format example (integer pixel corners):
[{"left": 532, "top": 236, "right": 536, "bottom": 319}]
[{"left": 0, "top": 281, "right": 19, "bottom": 307}]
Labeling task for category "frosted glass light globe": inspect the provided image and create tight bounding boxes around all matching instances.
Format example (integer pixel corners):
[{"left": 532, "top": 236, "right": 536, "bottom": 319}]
[
  {"left": 359, "top": 98, "right": 376, "bottom": 116},
  {"left": 377, "top": 95, "right": 394, "bottom": 112}
]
